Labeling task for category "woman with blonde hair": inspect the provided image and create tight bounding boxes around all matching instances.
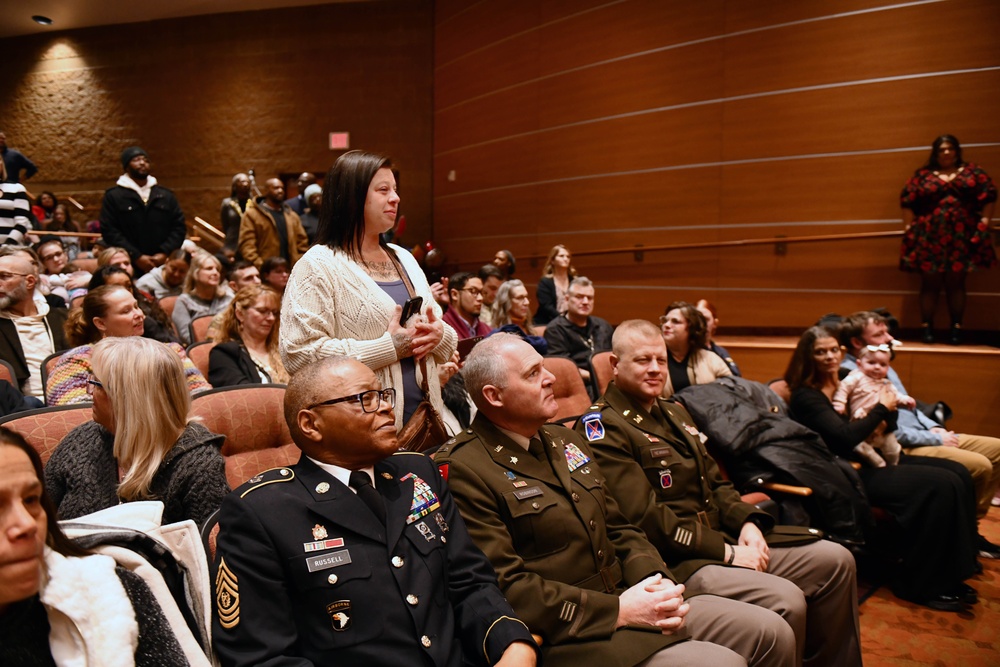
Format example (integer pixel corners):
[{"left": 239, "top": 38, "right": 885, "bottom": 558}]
[
  {"left": 534, "top": 244, "right": 577, "bottom": 325},
  {"left": 209, "top": 284, "right": 289, "bottom": 387},
  {"left": 47, "top": 285, "right": 209, "bottom": 405},
  {"left": 172, "top": 251, "right": 233, "bottom": 345},
  {"left": 44, "top": 336, "right": 228, "bottom": 526},
  {"left": 96, "top": 245, "right": 134, "bottom": 276}
]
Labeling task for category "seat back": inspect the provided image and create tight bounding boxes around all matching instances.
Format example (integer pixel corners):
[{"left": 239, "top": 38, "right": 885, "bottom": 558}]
[
  {"left": 186, "top": 341, "right": 217, "bottom": 383},
  {"left": 189, "top": 315, "right": 215, "bottom": 344},
  {"left": 159, "top": 295, "right": 179, "bottom": 319},
  {"left": 542, "top": 356, "right": 593, "bottom": 425},
  {"left": 188, "top": 384, "right": 296, "bottom": 488},
  {"left": 0, "top": 358, "right": 16, "bottom": 386},
  {"left": 0, "top": 403, "right": 94, "bottom": 465},
  {"left": 591, "top": 350, "right": 614, "bottom": 397}
]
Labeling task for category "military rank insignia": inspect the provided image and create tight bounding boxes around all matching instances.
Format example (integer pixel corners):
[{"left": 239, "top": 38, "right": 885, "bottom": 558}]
[
  {"left": 581, "top": 413, "right": 604, "bottom": 441},
  {"left": 564, "top": 442, "right": 591, "bottom": 472},
  {"left": 401, "top": 473, "right": 441, "bottom": 524},
  {"left": 216, "top": 557, "right": 240, "bottom": 629},
  {"left": 327, "top": 600, "right": 352, "bottom": 631}
]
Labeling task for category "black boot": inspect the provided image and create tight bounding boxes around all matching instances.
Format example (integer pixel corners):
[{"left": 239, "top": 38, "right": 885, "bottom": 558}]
[
  {"left": 949, "top": 323, "right": 962, "bottom": 346},
  {"left": 921, "top": 321, "right": 935, "bottom": 344}
]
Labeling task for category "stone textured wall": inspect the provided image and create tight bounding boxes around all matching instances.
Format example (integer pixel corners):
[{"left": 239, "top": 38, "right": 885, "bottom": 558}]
[{"left": 0, "top": 0, "right": 434, "bottom": 248}]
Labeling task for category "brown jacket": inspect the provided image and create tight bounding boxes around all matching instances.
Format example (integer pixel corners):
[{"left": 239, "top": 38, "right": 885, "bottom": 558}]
[
  {"left": 237, "top": 199, "right": 309, "bottom": 268},
  {"left": 434, "top": 416, "right": 688, "bottom": 665}
]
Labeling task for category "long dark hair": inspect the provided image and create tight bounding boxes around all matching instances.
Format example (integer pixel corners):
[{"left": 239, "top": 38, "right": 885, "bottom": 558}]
[
  {"left": 0, "top": 426, "right": 88, "bottom": 557},
  {"left": 315, "top": 150, "right": 392, "bottom": 257},
  {"left": 923, "top": 134, "right": 964, "bottom": 171},
  {"left": 784, "top": 325, "right": 840, "bottom": 391}
]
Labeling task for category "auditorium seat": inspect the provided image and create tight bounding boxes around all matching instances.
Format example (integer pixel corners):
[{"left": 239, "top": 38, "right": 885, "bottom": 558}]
[
  {"left": 591, "top": 351, "right": 614, "bottom": 397},
  {"left": 542, "top": 356, "right": 592, "bottom": 425},
  {"left": 0, "top": 403, "right": 94, "bottom": 465},
  {"left": 186, "top": 341, "right": 216, "bottom": 383},
  {"left": 189, "top": 383, "right": 296, "bottom": 488}
]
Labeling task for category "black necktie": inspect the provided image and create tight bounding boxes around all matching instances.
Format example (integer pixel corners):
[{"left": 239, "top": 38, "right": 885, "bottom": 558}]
[{"left": 349, "top": 471, "right": 386, "bottom": 525}]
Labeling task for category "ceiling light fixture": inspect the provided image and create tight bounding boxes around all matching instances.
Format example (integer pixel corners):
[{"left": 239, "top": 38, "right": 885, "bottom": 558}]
[{"left": 32, "top": 15, "right": 54, "bottom": 26}]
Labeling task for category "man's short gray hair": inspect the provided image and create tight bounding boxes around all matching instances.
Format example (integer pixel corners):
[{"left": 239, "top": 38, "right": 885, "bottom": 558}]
[
  {"left": 568, "top": 276, "right": 592, "bottom": 294},
  {"left": 462, "top": 333, "right": 522, "bottom": 409}
]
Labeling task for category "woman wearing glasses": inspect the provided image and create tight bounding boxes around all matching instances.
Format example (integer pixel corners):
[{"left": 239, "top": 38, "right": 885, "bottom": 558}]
[
  {"left": 785, "top": 326, "right": 979, "bottom": 611},
  {"left": 659, "top": 301, "right": 731, "bottom": 398},
  {"left": 209, "top": 284, "right": 289, "bottom": 387},
  {"left": 44, "top": 336, "right": 229, "bottom": 526},
  {"left": 280, "top": 151, "right": 456, "bottom": 431},
  {"left": 47, "top": 285, "right": 209, "bottom": 405}
]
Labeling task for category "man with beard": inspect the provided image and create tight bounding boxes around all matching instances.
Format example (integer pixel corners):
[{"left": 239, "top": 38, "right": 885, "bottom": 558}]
[
  {"left": 0, "top": 253, "right": 68, "bottom": 398},
  {"left": 100, "top": 147, "right": 186, "bottom": 276}
]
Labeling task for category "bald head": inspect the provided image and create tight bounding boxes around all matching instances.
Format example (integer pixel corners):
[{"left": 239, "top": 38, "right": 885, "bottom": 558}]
[
  {"left": 0, "top": 254, "right": 38, "bottom": 313},
  {"left": 284, "top": 356, "right": 398, "bottom": 468},
  {"left": 264, "top": 178, "right": 285, "bottom": 207}
]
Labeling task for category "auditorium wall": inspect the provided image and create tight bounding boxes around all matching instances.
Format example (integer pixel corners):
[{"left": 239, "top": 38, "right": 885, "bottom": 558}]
[
  {"left": 0, "top": 0, "right": 435, "bottom": 246},
  {"left": 433, "top": 0, "right": 1000, "bottom": 332}
]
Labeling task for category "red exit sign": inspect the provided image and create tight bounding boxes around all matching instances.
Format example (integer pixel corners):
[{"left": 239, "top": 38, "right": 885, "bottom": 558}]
[{"left": 329, "top": 132, "right": 350, "bottom": 150}]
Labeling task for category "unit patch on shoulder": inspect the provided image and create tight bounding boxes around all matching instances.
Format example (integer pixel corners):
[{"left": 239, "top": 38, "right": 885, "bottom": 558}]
[
  {"left": 216, "top": 556, "right": 240, "bottom": 629},
  {"left": 564, "top": 442, "right": 591, "bottom": 472},
  {"left": 438, "top": 463, "right": 449, "bottom": 481},
  {"left": 582, "top": 414, "right": 605, "bottom": 442}
]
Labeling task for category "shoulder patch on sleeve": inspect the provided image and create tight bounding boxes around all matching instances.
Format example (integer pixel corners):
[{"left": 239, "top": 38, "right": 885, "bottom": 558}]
[
  {"left": 581, "top": 414, "right": 605, "bottom": 441},
  {"left": 438, "top": 463, "right": 449, "bottom": 481},
  {"left": 238, "top": 467, "right": 295, "bottom": 498}
]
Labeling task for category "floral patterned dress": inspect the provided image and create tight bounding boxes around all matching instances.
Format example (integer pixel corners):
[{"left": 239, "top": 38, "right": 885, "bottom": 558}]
[{"left": 899, "top": 163, "right": 997, "bottom": 273}]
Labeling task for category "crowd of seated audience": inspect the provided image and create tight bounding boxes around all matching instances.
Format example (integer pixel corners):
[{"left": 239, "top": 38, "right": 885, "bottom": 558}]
[{"left": 3, "top": 149, "right": 998, "bottom": 666}]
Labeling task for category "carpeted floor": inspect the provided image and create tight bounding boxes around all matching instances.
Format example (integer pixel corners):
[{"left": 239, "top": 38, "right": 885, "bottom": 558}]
[{"left": 859, "top": 509, "right": 1000, "bottom": 666}]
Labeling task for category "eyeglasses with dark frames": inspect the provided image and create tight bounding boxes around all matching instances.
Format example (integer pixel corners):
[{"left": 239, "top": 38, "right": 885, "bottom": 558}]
[
  {"left": 307, "top": 388, "right": 396, "bottom": 413},
  {"left": 86, "top": 375, "right": 103, "bottom": 396}
]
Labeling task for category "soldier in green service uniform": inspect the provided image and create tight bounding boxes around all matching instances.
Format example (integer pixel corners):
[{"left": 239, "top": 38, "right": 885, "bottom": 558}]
[
  {"left": 574, "top": 320, "right": 861, "bottom": 667},
  {"left": 435, "top": 333, "right": 798, "bottom": 667}
]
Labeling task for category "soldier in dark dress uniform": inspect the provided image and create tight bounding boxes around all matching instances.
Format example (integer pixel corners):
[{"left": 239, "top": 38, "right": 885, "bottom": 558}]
[
  {"left": 575, "top": 320, "right": 861, "bottom": 667},
  {"left": 211, "top": 356, "right": 537, "bottom": 667},
  {"left": 435, "top": 333, "right": 796, "bottom": 667}
]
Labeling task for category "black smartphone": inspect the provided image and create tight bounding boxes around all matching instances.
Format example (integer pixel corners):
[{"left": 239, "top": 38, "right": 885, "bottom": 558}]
[{"left": 400, "top": 296, "right": 423, "bottom": 324}]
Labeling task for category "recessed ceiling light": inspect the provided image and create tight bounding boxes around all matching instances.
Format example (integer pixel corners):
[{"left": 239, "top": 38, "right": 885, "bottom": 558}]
[{"left": 32, "top": 15, "right": 54, "bottom": 26}]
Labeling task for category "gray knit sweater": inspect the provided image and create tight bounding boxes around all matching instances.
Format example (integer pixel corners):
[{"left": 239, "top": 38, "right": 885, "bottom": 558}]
[{"left": 44, "top": 421, "right": 229, "bottom": 527}]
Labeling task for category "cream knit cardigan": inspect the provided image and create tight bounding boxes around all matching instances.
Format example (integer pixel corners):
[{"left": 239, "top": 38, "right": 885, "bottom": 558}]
[{"left": 280, "top": 243, "right": 457, "bottom": 430}]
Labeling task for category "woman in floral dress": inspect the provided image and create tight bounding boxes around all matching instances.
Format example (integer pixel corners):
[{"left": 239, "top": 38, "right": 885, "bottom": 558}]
[{"left": 900, "top": 134, "right": 996, "bottom": 344}]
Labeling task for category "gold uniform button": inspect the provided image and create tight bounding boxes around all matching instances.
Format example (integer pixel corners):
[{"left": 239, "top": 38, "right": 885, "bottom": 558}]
[
  {"left": 392, "top": 556, "right": 404, "bottom": 568},
  {"left": 597, "top": 549, "right": 605, "bottom": 559},
  {"left": 531, "top": 501, "right": 540, "bottom": 509},
  {"left": 659, "top": 460, "right": 667, "bottom": 466},
  {"left": 421, "top": 635, "right": 432, "bottom": 648},
  {"left": 589, "top": 520, "right": 597, "bottom": 530},
  {"left": 407, "top": 594, "right": 419, "bottom": 606},
  {"left": 327, "top": 573, "right": 338, "bottom": 585},
  {"left": 572, "top": 493, "right": 580, "bottom": 502}
]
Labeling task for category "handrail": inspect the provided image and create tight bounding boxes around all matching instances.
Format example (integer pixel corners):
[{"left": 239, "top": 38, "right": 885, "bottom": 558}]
[
  {"left": 193, "top": 216, "right": 225, "bottom": 240},
  {"left": 493, "top": 226, "right": 1000, "bottom": 264}
]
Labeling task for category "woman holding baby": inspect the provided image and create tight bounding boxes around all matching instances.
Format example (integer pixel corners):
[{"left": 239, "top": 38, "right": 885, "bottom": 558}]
[{"left": 784, "top": 326, "right": 979, "bottom": 612}]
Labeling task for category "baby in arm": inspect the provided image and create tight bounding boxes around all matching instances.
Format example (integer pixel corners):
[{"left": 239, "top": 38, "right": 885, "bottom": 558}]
[{"left": 833, "top": 345, "right": 915, "bottom": 467}]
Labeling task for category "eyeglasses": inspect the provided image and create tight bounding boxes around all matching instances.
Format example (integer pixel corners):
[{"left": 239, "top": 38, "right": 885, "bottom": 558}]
[
  {"left": 40, "top": 250, "right": 65, "bottom": 262},
  {"left": 659, "top": 316, "right": 684, "bottom": 326},
  {"left": 307, "top": 388, "right": 396, "bottom": 413},
  {"left": 458, "top": 288, "right": 483, "bottom": 297},
  {"left": 86, "top": 375, "right": 103, "bottom": 396},
  {"left": 250, "top": 306, "right": 279, "bottom": 317},
  {"left": 0, "top": 271, "right": 29, "bottom": 282},
  {"left": 864, "top": 344, "right": 891, "bottom": 353}
]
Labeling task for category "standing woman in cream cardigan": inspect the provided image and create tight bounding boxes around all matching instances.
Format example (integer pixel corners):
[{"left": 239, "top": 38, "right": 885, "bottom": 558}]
[{"left": 280, "top": 151, "right": 457, "bottom": 430}]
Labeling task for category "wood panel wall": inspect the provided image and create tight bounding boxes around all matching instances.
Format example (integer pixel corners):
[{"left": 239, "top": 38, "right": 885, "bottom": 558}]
[
  {"left": 0, "top": 0, "right": 435, "bottom": 244},
  {"left": 433, "top": 0, "right": 1000, "bottom": 332}
]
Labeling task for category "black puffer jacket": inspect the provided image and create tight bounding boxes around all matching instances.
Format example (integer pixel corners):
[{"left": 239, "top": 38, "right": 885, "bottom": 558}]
[{"left": 673, "top": 376, "right": 871, "bottom": 542}]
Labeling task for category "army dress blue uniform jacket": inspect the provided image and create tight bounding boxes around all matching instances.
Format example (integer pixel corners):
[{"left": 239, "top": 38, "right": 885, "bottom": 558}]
[{"left": 212, "top": 451, "right": 534, "bottom": 667}]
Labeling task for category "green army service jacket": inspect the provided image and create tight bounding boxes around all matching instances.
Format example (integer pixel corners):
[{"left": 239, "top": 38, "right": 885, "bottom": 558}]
[
  {"left": 435, "top": 415, "right": 689, "bottom": 666},
  {"left": 575, "top": 382, "right": 802, "bottom": 582}
]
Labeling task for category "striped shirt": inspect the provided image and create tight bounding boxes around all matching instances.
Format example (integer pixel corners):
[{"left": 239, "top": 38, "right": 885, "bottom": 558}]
[{"left": 0, "top": 181, "right": 31, "bottom": 245}]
